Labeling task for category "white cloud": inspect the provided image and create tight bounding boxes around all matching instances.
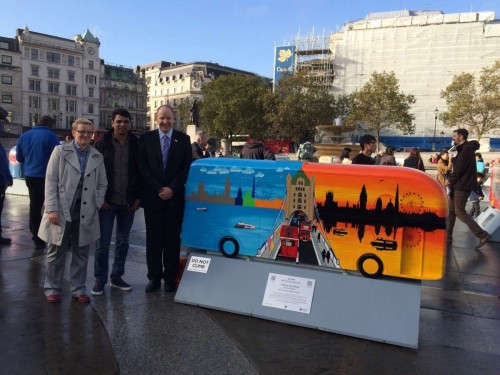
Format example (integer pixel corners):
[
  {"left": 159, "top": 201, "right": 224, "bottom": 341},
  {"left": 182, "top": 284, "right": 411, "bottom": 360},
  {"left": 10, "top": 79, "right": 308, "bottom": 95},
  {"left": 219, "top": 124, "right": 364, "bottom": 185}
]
[{"left": 241, "top": 168, "right": 255, "bottom": 175}]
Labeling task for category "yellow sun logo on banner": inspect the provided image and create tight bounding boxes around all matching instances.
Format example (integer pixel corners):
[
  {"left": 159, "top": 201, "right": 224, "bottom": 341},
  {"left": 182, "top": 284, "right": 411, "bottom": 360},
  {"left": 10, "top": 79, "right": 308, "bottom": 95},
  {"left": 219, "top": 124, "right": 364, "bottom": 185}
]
[{"left": 277, "top": 49, "right": 292, "bottom": 62}]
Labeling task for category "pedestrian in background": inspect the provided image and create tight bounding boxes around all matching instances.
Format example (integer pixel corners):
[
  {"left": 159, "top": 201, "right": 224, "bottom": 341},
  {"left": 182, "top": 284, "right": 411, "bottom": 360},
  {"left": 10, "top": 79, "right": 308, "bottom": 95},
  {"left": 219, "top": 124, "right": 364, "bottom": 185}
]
[
  {"left": 373, "top": 150, "right": 384, "bottom": 165},
  {"left": 403, "top": 148, "right": 425, "bottom": 171},
  {"left": 436, "top": 150, "right": 452, "bottom": 188},
  {"left": 39, "top": 118, "right": 107, "bottom": 303},
  {"left": 0, "top": 143, "right": 13, "bottom": 245},
  {"left": 468, "top": 173, "right": 484, "bottom": 219},
  {"left": 241, "top": 139, "right": 275, "bottom": 160},
  {"left": 92, "top": 109, "right": 141, "bottom": 296},
  {"left": 445, "top": 128, "right": 490, "bottom": 248},
  {"left": 339, "top": 147, "right": 352, "bottom": 164},
  {"left": 191, "top": 130, "right": 210, "bottom": 160},
  {"left": 137, "top": 105, "right": 192, "bottom": 293},
  {"left": 379, "top": 146, "right": 397, "bottom": 165},
  {"left": 352, "top": 135, "right": 376, "bottom": 165},
  {"left": 16, "top": 115, "right": 60, "bottom": 249}
]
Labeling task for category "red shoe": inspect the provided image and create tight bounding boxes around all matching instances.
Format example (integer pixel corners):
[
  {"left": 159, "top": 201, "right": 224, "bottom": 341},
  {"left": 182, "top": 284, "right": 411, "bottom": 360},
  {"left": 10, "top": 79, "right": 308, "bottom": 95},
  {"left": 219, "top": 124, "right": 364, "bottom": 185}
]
[
  {"left": 47, "top": 294, "right": 61, "bottom": 303},
  {"left": 72, "top": 294, "right": 90, "bottom": 303}
]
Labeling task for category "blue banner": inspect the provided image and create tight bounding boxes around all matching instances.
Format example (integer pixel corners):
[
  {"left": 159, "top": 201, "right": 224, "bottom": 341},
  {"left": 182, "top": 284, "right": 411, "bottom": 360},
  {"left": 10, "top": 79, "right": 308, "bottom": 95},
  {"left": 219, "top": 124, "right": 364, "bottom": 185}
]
[{"left": 274, "top": 46, "right": 295, "bottom": 85}]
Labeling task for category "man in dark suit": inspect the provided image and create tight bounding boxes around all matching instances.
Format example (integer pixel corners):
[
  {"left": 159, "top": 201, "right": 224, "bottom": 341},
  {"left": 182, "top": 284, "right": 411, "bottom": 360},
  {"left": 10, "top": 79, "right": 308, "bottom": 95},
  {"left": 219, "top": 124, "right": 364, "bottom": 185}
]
[
  {"left": 191, "top": 130, "right": 209, "bottom": 160},
  {"left": 138, "top": 105, "right": 192, "bottom": 292}
]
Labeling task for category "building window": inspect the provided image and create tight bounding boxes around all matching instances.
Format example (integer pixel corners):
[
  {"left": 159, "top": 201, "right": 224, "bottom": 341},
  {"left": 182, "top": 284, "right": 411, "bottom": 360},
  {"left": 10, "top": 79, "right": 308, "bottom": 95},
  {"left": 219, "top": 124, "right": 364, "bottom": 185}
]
[
  {"left": 88, "top": 103, "right": 94, "bottom": 114},
  {"left": 29, "top": 96, "right": 41, "bottom": 109},
  {"left": 29, "top": 113, "right": 41, "bottom": 125},
  {"left": 29, "top": 79, "right": 41, "bottom": 91},
  {"left": 89, "top": 60, "right": 94, "bottom": 69},
  {"left": 31, "top": 48, "right": 38, "bottom": 60},
  {"left": 88, "top": 87, "right": 94, "bottom": 98},
  {"left": 1, "top": 75, "right": 12, "bottom": 84},
  {"left": 66, "top": 84, "right": 77, "bottom": 96},
  {"left": 1, "top": 92, "right": 12, "bottom": 104},
  {"left": 85, "top": 75, "right": 97, "bottom": 85},
  {"left": 47, "top": 67, "right": 60, "bottom": 79},
  {"left": 66, "top": 116, "right": 76, "bottom": 129},
  {"left": 66, "top": 99, "right": 77, "bottom": 112},
  {"left": 68, "top": 71, "right": 75, "bottom": 81},
  {"left": 48, "top": 98, "right": 59, "bottom": 111},
  {"left": 1, "top": 55, "right": 12, "bottom": 65},
  {"left": 0, "top": 41, "right": 9, "bottom": 50},
  {"left": 48, "top": 82, "right": 59, "bottom": 93},
  {"left": 68, "top": 55, "right": 75, "bottom": 66},
  {"left": 46, "top": 51, "right": 61, "bottom": 64},
  {"left": 31, "top": 65, "right": 39, "bottom": 76}
]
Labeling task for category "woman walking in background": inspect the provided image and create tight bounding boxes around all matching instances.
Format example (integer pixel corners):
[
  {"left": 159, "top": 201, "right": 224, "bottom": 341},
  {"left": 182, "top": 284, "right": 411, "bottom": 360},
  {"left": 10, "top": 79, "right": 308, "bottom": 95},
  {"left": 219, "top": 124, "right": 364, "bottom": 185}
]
[
  {"left": 403, "top": 147, "right": 425, "bottom": 171},
  {"left": 436, "top": 150, "right": 452, "bottom": 188}
]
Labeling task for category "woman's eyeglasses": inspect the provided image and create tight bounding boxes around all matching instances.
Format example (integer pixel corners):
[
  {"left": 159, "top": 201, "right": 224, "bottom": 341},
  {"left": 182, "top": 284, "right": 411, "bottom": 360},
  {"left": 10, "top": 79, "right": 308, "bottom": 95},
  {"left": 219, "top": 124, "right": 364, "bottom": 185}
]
[{"left": 74, "top": 130, "right": 93, "bottom": 136}]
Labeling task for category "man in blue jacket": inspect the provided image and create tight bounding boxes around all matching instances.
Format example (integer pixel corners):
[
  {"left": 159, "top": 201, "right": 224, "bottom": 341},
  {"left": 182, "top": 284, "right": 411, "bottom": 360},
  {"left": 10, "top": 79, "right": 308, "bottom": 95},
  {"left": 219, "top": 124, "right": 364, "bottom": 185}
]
[
  {"left": 0, "top": 143, "right": 13, "bottom": 244},
  {"left": 16, "top": 115, "right": 60, "bottom": 249}
]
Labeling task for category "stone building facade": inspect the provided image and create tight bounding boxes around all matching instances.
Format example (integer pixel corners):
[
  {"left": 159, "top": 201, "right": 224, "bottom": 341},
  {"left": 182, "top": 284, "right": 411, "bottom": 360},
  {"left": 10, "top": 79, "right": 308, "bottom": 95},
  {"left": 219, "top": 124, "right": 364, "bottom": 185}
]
[
  {"left": 0, "top": 36, "right": 22, "bottom": 125},
  {"left": 138, "top": 61, "right": 259, "bottom": 130},
  {"left": 16, "top": 27, "right": 101, "bottom": 129},
  {"left": 100, "top": 63, "right": 147, "bottom": 129},
  {"left": 329, "top": 10, "right": 500, "bottom": 138}
]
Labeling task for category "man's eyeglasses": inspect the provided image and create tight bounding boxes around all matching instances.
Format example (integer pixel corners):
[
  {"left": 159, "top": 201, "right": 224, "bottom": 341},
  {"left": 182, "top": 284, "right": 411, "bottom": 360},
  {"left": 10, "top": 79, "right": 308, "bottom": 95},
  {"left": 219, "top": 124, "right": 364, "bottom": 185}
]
[{"left": 74, "top": 130, "right": 93, "bottom": 136}]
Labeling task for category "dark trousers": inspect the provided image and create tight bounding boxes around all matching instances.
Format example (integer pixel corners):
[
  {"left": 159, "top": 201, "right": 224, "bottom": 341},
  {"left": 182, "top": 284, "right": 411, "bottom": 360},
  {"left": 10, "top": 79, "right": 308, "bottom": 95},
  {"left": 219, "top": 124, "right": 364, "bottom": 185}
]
[
  {"left": 448, "top": 190, "right": 487, "bottom": 238},
  {"left": 25, "top": 177, "right": 45, "bottom": 244},
  {"left": 0, "top": 187, "right": 5, "bottom": 236},
  {"left": 144, "top": 206, "right": 182, "bottom": 284}
]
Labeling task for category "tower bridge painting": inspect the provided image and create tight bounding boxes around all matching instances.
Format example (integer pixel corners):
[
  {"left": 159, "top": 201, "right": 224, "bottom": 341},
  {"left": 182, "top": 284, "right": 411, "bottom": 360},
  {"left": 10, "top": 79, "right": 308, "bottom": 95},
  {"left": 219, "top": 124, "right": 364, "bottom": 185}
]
[{"left": 182, "top": 159, "right": 447, "bottom": 280}]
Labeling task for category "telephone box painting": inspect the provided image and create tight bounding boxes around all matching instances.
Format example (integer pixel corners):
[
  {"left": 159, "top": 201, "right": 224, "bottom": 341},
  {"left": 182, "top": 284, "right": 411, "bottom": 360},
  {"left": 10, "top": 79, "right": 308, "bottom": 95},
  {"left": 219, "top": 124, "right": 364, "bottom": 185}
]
[{"left": 181, "top": 159, "right": 448, "bottom": 280}]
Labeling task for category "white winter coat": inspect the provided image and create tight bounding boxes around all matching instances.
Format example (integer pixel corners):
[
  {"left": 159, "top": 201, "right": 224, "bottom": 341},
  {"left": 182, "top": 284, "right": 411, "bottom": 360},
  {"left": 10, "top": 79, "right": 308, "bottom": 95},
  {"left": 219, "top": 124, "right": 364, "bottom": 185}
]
[{"left": 38, "top": 142, "right": 107, "bottom": 246}]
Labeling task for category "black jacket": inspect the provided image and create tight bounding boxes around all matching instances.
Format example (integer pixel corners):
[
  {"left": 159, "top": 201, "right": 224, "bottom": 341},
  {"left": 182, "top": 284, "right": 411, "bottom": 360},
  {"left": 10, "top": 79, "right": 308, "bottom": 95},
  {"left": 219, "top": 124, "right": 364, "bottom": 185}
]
[
  {"left": 403, "top": 155, "right": 425, "bottom": 171},
  {"left": 137, "top": 129, "right": 192, "bottom": 210},
  {"left": 94, "top": 129, "right": 141, "bottom": 206},
  {"left": 448, "top": 140, "right": 480, "bottom": 191},
  {"left": 240, "top": 141, "right": 275, "bottom": 160},
  {"left": 191, "top": 142, "right": 209, "bottom": 160}
]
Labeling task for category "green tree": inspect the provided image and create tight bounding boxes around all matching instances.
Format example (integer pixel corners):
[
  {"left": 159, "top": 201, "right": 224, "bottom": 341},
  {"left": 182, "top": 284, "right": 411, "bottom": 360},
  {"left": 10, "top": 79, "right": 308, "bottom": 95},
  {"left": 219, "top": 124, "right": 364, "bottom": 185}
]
[
  {"left": 346, "top": 71, "right": 416, "bottom": 147},
  {"left": 176, "top": 99, "right": 193, "bottom": 132},
  {"left": 262, "top": 72, "right": 341, "bottom": 143},
  {"left": 440, "top": 61, "right": 500, "bottom": 141},
  {"left": 199, "top": 74, "right": 269, "bottom": 141}
]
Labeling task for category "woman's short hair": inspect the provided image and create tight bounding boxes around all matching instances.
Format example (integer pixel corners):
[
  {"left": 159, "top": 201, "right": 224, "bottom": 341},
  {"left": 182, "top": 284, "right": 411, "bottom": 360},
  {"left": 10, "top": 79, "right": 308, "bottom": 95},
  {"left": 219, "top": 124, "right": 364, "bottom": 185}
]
[{"left": 72, "top": 118, "right": 93, "bottom": 130}]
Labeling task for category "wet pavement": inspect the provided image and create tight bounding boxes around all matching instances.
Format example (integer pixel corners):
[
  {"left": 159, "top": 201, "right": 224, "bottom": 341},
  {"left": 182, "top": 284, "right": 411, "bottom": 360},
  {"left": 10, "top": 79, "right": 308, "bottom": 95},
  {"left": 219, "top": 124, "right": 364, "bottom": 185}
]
[{"left": 0, "top": 194, "right": 499, "bottom": 375}]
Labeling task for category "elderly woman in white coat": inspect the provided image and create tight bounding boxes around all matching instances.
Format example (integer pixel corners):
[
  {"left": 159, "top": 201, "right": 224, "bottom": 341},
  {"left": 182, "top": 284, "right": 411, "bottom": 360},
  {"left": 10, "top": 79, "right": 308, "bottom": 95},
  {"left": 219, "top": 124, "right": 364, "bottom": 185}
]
[{"left": 39, "top": 118, "right": 107, "bottom": 303}]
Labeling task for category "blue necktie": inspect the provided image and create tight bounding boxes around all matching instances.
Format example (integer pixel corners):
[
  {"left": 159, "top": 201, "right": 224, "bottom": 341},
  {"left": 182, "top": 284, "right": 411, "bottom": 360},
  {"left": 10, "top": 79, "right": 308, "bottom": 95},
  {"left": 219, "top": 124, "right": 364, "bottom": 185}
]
[{"left": 162, "top": 135, "right": 170, "bottom": 168}]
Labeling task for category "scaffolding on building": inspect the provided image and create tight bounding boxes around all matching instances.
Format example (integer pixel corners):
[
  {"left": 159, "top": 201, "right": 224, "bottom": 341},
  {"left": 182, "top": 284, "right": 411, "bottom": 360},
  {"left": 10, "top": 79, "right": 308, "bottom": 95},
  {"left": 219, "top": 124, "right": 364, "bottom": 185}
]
[{"left": 292, "top": 30, "right": 335, "bottom": 90}]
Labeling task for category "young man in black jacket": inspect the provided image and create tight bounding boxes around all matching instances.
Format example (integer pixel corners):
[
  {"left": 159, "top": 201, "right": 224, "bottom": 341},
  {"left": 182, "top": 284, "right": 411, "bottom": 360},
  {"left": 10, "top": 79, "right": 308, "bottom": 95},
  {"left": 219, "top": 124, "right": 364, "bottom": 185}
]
[
  {"left": 91, "top": 108, "right": 141, "bottom": 295},
  {"left": 446, "top": 128, "right": 490, "bottom": 249}
]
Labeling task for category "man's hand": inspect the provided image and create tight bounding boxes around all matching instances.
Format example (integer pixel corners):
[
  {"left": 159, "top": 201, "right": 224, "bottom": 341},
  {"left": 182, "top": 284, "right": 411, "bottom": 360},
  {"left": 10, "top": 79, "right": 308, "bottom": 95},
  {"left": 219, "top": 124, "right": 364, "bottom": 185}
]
[
  {"left": 101, "top": 201, "right": 112, "bottom": 210},
  {"left": 48, "top": 211, "right": 59, "bottom": 226},
  {"left": 129, "top": 199, "right": 141, "bottom": 211},
  {"left": 158, "top": 187, "right": 173, "bottom": 200}
]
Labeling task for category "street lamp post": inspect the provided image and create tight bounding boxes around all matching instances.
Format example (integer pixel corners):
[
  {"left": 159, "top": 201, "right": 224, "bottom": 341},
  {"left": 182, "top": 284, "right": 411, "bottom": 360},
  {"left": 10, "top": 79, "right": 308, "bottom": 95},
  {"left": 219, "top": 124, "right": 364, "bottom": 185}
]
[{"left": 433, "top": 107, "right": 438, "bottom": 151}]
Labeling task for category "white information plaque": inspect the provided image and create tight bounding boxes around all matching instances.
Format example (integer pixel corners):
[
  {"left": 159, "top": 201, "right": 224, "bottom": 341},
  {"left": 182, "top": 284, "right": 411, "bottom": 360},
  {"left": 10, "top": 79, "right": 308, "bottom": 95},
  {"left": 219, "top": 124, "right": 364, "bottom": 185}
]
[
  {"left": 187, "top": 256, "right": 211, "bottom": 273},
  {"left": 262, "top": 273, "right": 315, "bottom": 314}
]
